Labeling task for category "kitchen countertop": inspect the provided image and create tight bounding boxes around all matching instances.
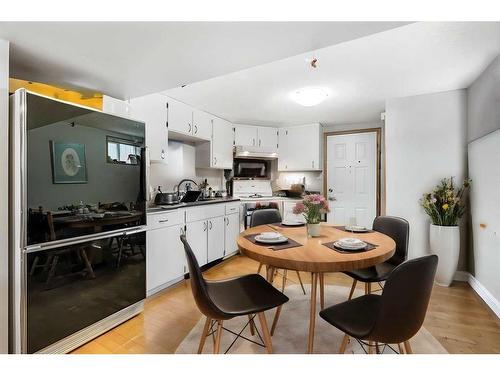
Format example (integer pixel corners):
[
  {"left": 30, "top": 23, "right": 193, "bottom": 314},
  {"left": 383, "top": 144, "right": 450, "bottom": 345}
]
[{"left": 147, "top": 197, "right": 240, "bottom": 214}]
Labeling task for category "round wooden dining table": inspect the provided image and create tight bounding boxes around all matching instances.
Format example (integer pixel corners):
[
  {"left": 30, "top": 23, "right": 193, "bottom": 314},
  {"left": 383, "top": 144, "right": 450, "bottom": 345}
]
[{"left": 237, "top": 223, "right": 396, "bottom": 354}]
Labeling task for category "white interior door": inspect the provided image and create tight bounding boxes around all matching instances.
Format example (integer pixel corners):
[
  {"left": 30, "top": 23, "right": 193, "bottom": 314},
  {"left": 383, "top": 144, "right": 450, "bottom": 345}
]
[{"left": 326, "top": 132, "right": 377, "bottom": 228}]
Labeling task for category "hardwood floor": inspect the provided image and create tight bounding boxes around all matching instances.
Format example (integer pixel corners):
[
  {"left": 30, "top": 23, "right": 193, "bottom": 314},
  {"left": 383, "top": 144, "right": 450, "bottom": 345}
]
[{"left": 72, "top": 255, "right": 500, "bottom": 354}]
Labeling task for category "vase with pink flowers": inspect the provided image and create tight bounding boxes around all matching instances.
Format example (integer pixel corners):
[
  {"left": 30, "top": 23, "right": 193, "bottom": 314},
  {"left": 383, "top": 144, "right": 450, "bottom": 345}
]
[{"left": 293, "top": 194, "right": 330, "bottom": 237}]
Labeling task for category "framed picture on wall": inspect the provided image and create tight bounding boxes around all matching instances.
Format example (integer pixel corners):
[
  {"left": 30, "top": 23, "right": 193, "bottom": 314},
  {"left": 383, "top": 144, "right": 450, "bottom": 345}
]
[{"left": 50, "top": 141, "right": 88, "bottom": 184}]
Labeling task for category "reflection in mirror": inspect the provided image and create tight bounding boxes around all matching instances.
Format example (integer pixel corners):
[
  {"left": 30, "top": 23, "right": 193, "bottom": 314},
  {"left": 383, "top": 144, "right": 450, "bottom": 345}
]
[{"left": 26, "top": 93, "right": 146, "bottom": 245}]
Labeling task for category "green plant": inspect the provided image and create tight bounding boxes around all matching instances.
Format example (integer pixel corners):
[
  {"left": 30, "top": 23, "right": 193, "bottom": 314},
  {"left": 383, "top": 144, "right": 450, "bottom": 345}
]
[{"left": 420, "top": 177, "right": 471, "bottom": 226}]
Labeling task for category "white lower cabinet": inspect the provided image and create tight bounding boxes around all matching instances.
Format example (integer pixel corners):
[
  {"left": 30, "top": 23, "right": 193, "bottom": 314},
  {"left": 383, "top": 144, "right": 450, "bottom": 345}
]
[
  {"left": 207, "top": 216, "right": 225, "bottom": 263},
  {"left": 185, "top": 219, "right": 209, "bottom": 266},
  {"left": 146, "top": 202, "right": 241, "bottom": 295},
  {"left": 146, "top": 223, "right": 185, "bottom": 295},
  {"left": 224, "top": 213, "right": 240, "bottom": 256}
]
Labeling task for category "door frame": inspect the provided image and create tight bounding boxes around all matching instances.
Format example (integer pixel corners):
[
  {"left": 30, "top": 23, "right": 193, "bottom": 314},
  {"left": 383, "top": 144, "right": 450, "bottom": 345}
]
[{"left": 323, "top": 128, "right": 382, "bottom": 217}]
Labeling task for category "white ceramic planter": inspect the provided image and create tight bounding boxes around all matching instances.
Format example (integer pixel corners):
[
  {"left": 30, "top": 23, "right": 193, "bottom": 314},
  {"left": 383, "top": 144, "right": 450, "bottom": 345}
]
[
  {"left": 307, "top": 223, "right": 321, "bottom": 237},
  {"left": 429, "top": 224, "right": 460, "bottom": 287}
]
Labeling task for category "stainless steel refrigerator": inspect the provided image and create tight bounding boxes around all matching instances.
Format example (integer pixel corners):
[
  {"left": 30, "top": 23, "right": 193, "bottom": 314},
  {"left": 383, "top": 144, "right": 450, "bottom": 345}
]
[{"left": 10, "top": 89, "right": 147, "bottom": 353}]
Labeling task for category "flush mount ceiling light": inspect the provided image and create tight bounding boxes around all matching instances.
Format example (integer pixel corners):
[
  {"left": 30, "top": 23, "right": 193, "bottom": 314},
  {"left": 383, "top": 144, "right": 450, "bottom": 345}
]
[{"left": 290, "top": 87, "right": 330, "bottom": 107}]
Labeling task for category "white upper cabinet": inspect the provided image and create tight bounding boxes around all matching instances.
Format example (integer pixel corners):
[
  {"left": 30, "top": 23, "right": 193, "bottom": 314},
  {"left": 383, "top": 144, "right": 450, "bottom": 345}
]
[
  {"left": 166, "top": 97, "right": 193, "bottom": 136},
  {"left": 192, "top": 109, "right": 213, "bottom": 140},
  {"left": 278, "top": 128, "right": 290, "bottom": 170},
  {"left": 129, "top": 93, "right": 168, "bottom": 163},
  {"left": 211, "top": 117, "right": 234, "bottom": 168},
  {"left": 278, "top": 123, "right": 322, "bottom": 171},
  {"left": 166, "top": 97, "right": 213, "bottom": 141},
  {"left": 256, "top": 126, "right": 279, "bottom": 151},
  {"left": 195, "top": 116, "right": 233, "bottom": 169},
  {"left": 234, "top": 124, "right": 278, "bottom": 151},
  {"left": 102, "top": 95, "right": 132, "bottom": 117},
  {"left": 234, "top": 124, "right": 258, "bottom": 147}
]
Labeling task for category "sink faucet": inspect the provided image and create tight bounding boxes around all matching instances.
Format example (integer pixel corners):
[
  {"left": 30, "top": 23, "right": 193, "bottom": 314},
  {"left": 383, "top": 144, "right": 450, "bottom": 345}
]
[{"left": 175, "top": 179, "right": 199, "bottom": 198}]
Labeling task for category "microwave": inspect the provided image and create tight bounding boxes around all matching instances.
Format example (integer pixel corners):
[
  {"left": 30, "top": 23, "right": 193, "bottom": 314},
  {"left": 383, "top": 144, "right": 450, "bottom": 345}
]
[{"left": 233, "top": 158, "right": 271, "bottom": 179}]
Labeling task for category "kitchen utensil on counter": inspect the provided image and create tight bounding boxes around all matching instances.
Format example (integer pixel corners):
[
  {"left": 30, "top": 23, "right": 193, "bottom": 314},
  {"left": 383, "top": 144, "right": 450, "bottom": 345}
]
[
  {"left": 180, "top": 190, "right": 202, "bottom": 203},
  {"left": 154, "top": 186, "right": 179, "bottom": 205}
]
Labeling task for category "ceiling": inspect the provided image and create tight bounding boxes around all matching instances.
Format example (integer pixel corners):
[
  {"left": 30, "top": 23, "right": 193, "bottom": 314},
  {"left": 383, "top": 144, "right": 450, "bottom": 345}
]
[
  {"left": 164, "top": 22, "right": 500, "bottom": 126},
  {"left": 0, "top": 21, "right": 408, "bottom": 99}
]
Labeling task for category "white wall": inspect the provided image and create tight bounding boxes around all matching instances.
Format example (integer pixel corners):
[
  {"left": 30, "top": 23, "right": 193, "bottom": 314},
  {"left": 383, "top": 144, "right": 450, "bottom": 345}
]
[
  {"left": 0, "top": 38, "right": 9, "bottom": 353},
  {"left": 467, "top": 55, "right": 500, "bottom": 143},
  {"left": 149, "top": 140, "right": 224, "bottom": 199},
  {"left": 385, "top": 90, "right": 467, "bottom": 265},
  {"left": 467, "top": 54, "right": 500, "bottom": 308}
]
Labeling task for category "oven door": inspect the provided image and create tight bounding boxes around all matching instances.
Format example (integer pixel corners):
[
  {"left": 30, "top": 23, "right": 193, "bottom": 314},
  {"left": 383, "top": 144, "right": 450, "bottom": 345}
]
[{"left": 24, "top": 230, "right": 146, "bottom": 353}]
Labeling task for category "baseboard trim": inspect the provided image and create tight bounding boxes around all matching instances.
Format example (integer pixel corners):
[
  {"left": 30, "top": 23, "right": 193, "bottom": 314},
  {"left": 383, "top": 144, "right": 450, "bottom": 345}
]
[
  {"left": 453, "top": 271, "right": 500, "bottom": 318},
  {"left": 453, "top": 271, "right": 470, "bottom": 282}
]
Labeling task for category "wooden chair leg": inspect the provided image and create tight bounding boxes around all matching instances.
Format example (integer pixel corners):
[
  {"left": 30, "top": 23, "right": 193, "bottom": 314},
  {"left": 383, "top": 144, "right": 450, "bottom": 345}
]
[
  {"left": 30, "top": 256, "right": 40, "bottom": 276},
  {"left": 339, "top": 334, "right": 349, "bottom": 353},
  {"left": 368, "top": 341, "right": 374, "bottom": 354},
  {"left": 257, "top": 262, "right": 263, "bottom": 274},
  {"left": 79, "top": 248, "right": 95, "bottom": 279},
  {"left": 281, "top": 269, "right": 287, "bottom": 292},
  {"left": 214, "top": 320, "right": 223, "bottom": 354},
  {"left": 257, "top": 312, "right": 273, "bottom": 354},
  {"left": 46, "top": 255, "right": 59, "bottom": 287},
  {"left": 348, "top": 279, "right": 357, "bottom": 300},
  {"left": 198, "top": 317, "right": 211, "bottom": 354},
  {"left": 398, "top": 343, "right": 404, "bottom": 354},
  {"left": 404, "top": 340, "right": 412, "bottom": 354},
  {"left": 365, "top": 282, "right": 371, "bottom": 295},
  {"left": 248, "top": 315, "right": 255, "bottom": 336},
  {"left": 270, "top": 305, "right": 283, "bottom": 336},
  {"left": 296, "top": 271, "right": 306, "bottom": 295},
  {"left": 319, "top": 273, "right": 325, "bottom": 310}
]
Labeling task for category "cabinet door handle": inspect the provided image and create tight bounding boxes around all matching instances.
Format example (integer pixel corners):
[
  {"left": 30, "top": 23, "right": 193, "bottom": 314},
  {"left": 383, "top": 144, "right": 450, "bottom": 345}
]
[
  {"left": 161, "top": 149, "right": 165, "bottom": 159},
  {"left": 252, "top": 138, "right": 255, "bottom": 146},
  {"left": 213, "top": 156, "right": 217, "bottom": 165},
  {"left": 194, "top": 125, "right": 198, "bottom": 134},
  {"left": 209, "top": 220, "right": 212, "bottom": 230},
  {"left": 158, "top": 219, "right": 169, "bottom": 223},
  {"left": 188, "top": 123, "right": 192, "bottom": 133},
  {"left": 259, "top": 139, "right": 261, "bottom": 147},
  {"left": 226, "top": 217, "right": 229, "bottom": 226},
  {"left": 203, "top": 222, "right": 207, "bottom": 231}
]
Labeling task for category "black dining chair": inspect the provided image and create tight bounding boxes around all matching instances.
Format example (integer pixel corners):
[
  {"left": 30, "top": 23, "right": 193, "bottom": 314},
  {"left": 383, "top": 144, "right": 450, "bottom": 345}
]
[
  {"left": 251, "top": 209, "right": 306, "bottom": 295},
  {"left": 320, "top": 254, "right": 438, "bottom": 354},
  {"left": 344, "top": 216, "right": 409, "bottom": 299},
  {"left": 180, "top": 235, "right": 289, "bottom": 354}
]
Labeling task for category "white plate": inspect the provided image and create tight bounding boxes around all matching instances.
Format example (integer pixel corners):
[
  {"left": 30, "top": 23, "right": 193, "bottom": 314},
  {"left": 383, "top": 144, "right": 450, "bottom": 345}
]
[
  {"left": 281, "top": 220, "right": 305, "bottom": 226},
  {"left": 259, "top": 231, "right": 282, "bottom": 240},
  {"left": 345, "top": 225, "right": 368, "bottom": 233},
  {"left": 255, "top": 235, "right": 288, "bottom": 244},
  {"left": 336, "top": 237, "right": 367, "bottom": 249},
  {"left": 334, "top": 241, "right": 367, "bottom": 251}
]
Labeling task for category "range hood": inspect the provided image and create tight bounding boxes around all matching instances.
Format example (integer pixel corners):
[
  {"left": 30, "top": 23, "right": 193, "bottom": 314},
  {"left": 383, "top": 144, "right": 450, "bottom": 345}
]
[{"left": 234, "top": 145, "right": 279, "bottom": 159}]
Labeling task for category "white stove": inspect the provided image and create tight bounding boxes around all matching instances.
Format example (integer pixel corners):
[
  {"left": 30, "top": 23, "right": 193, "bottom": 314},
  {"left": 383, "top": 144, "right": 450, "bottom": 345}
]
[{"left": 232, "top": 180, "right": 273, "bottom": 200}]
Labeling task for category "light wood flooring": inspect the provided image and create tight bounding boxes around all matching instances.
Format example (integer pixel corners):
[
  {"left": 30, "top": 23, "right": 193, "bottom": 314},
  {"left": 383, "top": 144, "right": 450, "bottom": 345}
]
[{"left": 72, "top": 255, "right": 500, "bottom": 354}]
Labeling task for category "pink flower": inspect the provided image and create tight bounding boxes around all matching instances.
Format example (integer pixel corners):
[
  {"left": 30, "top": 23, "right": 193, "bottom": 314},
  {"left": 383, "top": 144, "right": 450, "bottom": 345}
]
[{"left": 293, "top": 202, "right": 306, "bottom": 214}]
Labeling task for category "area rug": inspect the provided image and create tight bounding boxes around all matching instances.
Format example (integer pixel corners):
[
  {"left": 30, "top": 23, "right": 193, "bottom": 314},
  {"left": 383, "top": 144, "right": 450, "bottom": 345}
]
[{"left": 175, "top": 284, "right": 448, "bottom": 354}]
